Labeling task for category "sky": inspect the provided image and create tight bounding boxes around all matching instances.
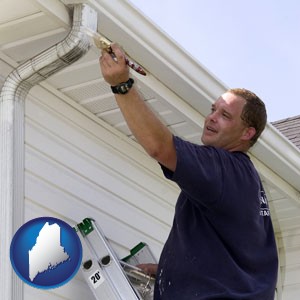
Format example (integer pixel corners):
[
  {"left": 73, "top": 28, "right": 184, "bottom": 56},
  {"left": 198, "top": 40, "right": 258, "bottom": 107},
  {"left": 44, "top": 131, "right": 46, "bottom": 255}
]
[{"left": 130, "top": 0, "right": 300, "bottom": 122}]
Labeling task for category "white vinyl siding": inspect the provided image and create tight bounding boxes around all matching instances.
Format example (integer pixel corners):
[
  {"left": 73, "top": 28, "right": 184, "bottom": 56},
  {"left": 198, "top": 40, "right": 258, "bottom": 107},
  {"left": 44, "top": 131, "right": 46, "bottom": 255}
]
[{"left": 24, "top": 86, "right": 178, "bottom": 299}]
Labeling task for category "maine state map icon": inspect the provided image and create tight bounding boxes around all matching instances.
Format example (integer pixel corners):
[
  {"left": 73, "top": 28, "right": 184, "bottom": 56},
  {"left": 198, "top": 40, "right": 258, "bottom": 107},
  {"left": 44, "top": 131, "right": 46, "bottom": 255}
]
[{"left": 10, "top": 217, "right": 82, "bottom": 289}]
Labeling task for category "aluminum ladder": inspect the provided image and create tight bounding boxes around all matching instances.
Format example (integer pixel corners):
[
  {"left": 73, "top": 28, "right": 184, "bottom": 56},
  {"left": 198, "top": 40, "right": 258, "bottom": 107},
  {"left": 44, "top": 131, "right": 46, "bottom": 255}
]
[{"left": 75, "top": 218, "right": 156, "bottom": 300}]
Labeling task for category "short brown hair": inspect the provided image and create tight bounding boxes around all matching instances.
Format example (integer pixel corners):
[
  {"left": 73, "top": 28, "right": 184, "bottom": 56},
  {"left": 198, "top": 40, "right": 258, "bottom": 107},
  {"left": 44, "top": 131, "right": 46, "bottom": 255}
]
[{"left": 228, "top": 88, "right": 267, "bottom": 146}]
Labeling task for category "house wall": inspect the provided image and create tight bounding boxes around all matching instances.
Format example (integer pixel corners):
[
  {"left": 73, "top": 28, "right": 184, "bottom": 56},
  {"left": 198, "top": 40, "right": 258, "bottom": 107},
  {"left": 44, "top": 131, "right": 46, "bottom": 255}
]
[
  {"left": 14, "top": 83, "right": 300, "bottom": 300},
  {"left": 265, "top": 180, "right": 300, "bottom": 299},
  {"left": 23, "top": 85, "right": 178, "bottom": 299},
  {"left": 278, "top": 228, "right": 300, "bottom": 299},
  {"left": 271, "top": 119, "right": 300, "bottom": 300}
]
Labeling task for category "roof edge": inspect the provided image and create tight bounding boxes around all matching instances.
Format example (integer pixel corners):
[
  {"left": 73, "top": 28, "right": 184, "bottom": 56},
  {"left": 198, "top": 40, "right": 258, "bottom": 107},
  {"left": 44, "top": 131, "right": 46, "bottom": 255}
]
[
  {"left": 90, "top": 0, "right": 227, "bottom": 114},
  {"left": 92, "top": 0, "right": 300, "bottom": 193},
  {"left": 251, "top": 123, "right": 300, "bottom": 192}
]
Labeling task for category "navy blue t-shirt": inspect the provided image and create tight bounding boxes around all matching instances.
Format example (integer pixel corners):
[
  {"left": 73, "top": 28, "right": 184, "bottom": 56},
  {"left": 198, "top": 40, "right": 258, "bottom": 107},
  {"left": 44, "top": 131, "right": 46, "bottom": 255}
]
[{"left": 154, "top": 136, "right": 278, "bottom": 300}]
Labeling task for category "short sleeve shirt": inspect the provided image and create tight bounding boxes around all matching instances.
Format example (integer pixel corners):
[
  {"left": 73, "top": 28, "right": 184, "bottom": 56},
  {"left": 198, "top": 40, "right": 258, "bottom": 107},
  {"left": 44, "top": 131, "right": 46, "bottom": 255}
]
[{"left": 154, "top": 136, "right": 278, "bottom": 300}]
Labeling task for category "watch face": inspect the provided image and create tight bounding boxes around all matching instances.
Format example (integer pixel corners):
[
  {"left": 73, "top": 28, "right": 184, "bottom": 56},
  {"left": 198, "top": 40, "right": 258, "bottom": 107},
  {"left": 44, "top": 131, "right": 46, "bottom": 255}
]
[
  {"left": 119, "top": 85, "right": 129, "bottom": 94},
  {"left": 111, "top": 78, "right": 134, "bottom": 94}
]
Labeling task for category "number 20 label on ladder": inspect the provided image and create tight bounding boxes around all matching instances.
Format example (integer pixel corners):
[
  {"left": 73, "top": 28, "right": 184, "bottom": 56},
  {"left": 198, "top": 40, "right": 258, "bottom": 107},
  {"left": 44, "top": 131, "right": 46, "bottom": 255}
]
[{"left": 89, "top": 269, "right": 105, "bottom": 289}]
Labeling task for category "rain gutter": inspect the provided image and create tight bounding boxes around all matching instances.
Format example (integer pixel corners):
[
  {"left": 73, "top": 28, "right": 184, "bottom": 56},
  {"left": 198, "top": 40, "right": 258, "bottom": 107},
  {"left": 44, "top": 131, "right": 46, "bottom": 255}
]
[
  {"left": 0, "top": 3, "right": 97, "bottom": 299},
  {"left": 95, "top": 0, "right": 300, "bottom": 198}
]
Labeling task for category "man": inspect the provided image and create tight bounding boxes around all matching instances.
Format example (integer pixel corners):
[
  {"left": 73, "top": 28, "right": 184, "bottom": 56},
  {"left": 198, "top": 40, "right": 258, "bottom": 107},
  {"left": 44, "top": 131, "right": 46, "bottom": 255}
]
[{"left": 100, "top": 44, "right": 278, "bottom": 299}]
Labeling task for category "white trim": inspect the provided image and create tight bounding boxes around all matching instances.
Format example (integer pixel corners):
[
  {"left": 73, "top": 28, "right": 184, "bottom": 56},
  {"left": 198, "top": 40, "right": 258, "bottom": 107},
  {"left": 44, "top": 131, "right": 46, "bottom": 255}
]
[
  {"left": 90, "top": 0, "right": 300, "bottom": 198},
  {"left": 251, "top": 124, "right": 300, "bottom": 194}
]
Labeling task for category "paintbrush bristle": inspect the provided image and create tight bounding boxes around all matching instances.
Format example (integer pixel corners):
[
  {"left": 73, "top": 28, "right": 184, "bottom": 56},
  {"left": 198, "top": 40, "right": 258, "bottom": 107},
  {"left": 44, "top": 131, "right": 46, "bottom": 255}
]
[{"left": 93, "top": 36, "right": 112, "bottom": 52}]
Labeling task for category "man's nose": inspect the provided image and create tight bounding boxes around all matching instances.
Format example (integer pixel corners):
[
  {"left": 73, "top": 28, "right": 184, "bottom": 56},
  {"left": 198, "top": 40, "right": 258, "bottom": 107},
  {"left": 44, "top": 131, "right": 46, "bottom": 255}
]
[{"left": 208, "top": 111, "right": 218, "bottom": 122}]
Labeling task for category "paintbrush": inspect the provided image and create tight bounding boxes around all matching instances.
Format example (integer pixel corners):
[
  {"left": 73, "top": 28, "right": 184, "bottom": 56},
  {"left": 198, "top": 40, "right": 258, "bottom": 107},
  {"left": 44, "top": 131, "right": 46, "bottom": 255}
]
[{"left": 84, "top": 27, "right": 146, "bottom": 76}]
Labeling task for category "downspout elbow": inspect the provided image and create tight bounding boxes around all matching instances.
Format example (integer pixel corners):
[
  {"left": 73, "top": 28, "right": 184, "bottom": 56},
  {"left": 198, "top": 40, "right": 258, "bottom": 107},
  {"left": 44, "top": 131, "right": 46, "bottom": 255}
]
[
  {"left": 0, "top": 4, "right": 97, "bottom": 300},
  {"left": 0, "top": 3, "right": 96, "bottom": 102}
]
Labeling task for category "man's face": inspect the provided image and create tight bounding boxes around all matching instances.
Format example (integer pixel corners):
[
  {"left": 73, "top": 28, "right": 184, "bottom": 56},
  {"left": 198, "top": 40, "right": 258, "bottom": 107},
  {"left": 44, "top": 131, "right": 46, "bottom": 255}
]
[{"left": 201, "top": 92, "right": 250, "bottom": 151}]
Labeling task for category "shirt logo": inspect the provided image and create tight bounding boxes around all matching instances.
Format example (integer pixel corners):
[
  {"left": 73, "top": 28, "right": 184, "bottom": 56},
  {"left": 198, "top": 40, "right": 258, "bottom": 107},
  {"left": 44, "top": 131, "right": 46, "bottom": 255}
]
[{"left": 260, "top": 190, "right": 270, "bottom": 217}]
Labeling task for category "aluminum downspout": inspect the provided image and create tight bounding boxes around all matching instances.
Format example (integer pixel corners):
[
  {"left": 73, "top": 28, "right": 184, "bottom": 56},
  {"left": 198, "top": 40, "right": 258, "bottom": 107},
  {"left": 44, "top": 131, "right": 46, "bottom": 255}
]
[{"left": 0, "top": 4, "right": 97, "bottom": 299}]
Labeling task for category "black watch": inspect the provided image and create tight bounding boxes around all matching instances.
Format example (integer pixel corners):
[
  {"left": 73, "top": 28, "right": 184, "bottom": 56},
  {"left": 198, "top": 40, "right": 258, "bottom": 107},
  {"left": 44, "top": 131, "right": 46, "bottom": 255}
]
[{"left": 111, "top": 78, "right": 134, "bottom": 94}]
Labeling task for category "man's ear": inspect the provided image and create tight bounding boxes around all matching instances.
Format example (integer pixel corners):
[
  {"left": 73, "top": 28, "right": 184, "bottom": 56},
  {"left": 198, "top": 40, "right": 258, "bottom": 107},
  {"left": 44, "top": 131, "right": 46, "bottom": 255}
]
[{"left": 241, "top": 127, "right": 256, "bottom": 141}]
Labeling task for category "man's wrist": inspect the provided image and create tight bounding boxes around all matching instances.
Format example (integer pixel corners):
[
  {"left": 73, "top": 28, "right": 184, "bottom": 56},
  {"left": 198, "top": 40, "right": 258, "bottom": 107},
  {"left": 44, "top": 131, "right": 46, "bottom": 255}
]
[{"left": 111, "top": 78, "right": 134, "bottom": 95}]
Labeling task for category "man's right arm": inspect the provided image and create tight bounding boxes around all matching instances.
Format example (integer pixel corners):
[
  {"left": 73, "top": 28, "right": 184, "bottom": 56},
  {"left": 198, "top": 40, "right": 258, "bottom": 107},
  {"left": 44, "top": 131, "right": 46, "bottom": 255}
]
[
  {"left": 99, "top": 44, "right": 177, "bottom": 171},
  {"left": 137, "top": 263, "right": 158, "bottom": 277}
]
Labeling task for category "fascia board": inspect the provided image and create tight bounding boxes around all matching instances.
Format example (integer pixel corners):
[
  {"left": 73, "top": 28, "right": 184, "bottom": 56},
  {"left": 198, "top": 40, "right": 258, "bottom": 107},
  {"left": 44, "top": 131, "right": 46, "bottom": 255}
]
[
  {"left": 34, "top": 0, "right": 71, "bottom": 28},
  {"left": 64, "top": 0, "right": 300, "bottom": 195},
  {"left": 88, "top": 0, "right": 227, "bottom": 112},
  {"left": 250, "top": 124, "right": 300, "bottom": 192}
]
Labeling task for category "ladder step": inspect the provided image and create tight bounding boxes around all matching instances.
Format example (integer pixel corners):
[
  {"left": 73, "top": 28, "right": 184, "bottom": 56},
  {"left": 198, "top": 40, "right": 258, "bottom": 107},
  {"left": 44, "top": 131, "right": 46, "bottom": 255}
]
[{"left": 75, "top": 218, "right": 156, "bottom": 300}]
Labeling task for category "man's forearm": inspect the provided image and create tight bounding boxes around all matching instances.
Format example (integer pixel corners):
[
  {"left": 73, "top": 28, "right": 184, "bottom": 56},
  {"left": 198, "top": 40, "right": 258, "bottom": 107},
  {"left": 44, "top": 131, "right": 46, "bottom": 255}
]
[
  {"left": 99, "top": 44, "right": 176, "bottom": 171},
  {"left": 114, "top": 86, "right": 176, "bottom": 171}
]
